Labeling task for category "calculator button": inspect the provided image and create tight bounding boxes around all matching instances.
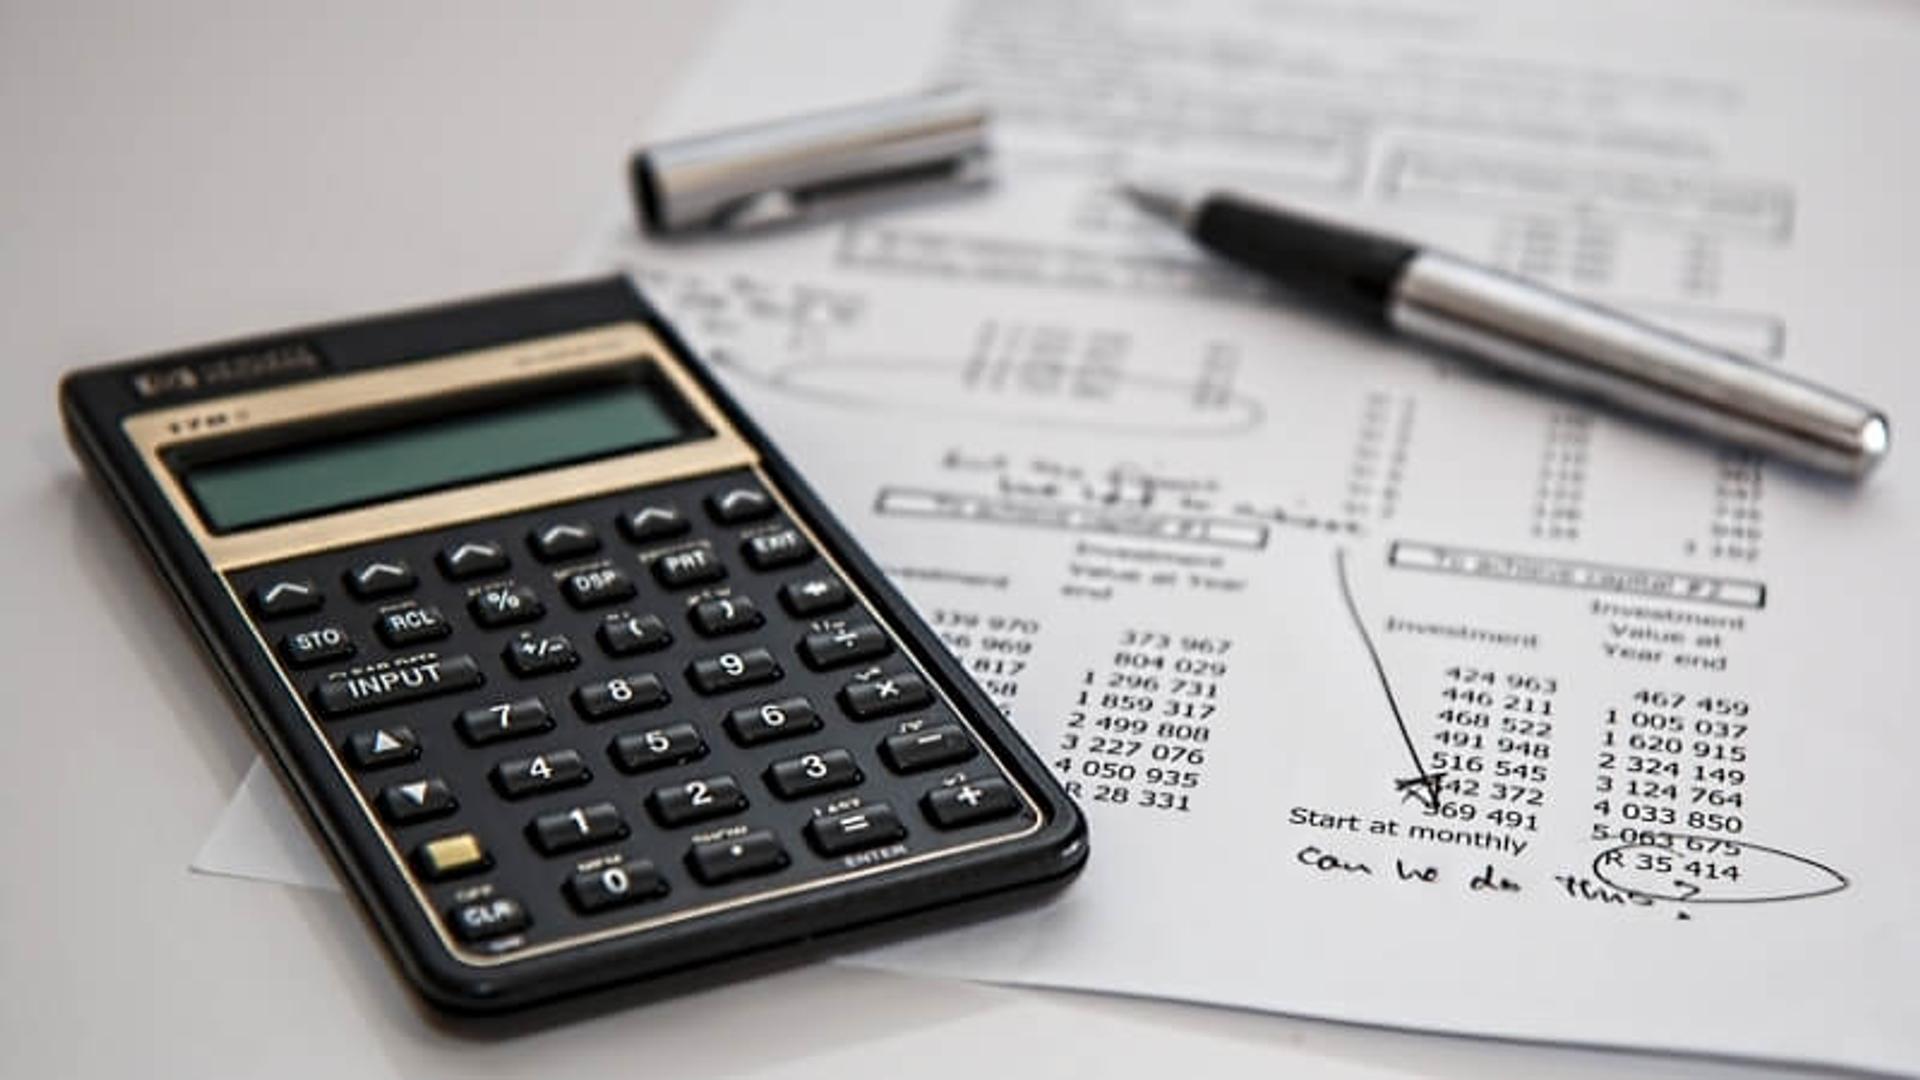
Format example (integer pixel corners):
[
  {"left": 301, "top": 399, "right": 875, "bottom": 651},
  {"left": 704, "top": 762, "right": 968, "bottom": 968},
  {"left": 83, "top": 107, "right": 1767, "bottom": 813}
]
[
  {"left": 651, "top": 545, "right": 726, "bottom": 589},
  {"left": 415, "top": 832, "right": 490, "bottom": 881},
  {"left": 503, "top": 632, "right": 580, "bottom": 677},
  {"left": 765, "top": 749, "right": 863, "bottom": 799},
  {"left": 610, "top": 723, "right": 707, "bottom": 773},
  {"left": 566, "top": 861, "right": 668, "bottom": 914},
  {"left": 687, "top": 648, "right": 781, "bottom": 695},
  {"left": 251, "top": 578, "right": 322, "bottom": 619},
  {"left": 881, "top": 726, "right": 978, "bottom": 773},
  {"left": 469, "top": 583, "right": 544, "bottom": 628},
  {"left": 529, "top": 522, "right": 600, "bottom": 562},
  {"left": 560, "top": 566, "right": 637, "bottom": 609},
  {"left": 743, "top": 528, "right": 812, "bottom": 570},
  {"left": 706, "top": 488, "right": 775, "bottom": 525},
  {"left": 375, "top": 603, "right": 452, "bottom": 647},
  {"left": 573, "top": 674, "right": 670, "bottom": 720},
  {"left": 799, "top": 622, "right": 893, "bottom": 670},
  {"left": 456, "top": 697, "right": 553, "bottom": 746},
  {"left": 687, "top": 830, "right": 788, "bottom": 884},
  {"left": 344, "top": 725, "right": 419, "bottom": 770},
  {"left": 437, "top": 539, "right": 510, "bottom": 581},
  {"left": 779, "top": 576, "right": 851, "bottom": 616},
  {"left": 690, "top": 595, "right": 764, "bottom": 637},
  {"left": 345, "top": 559, "right": 416, "bottom": 599},
  {"left": 448, "top": 896, "right": 529, "bottom": 943},
  {"left": 313, "top": 655, "right": 483, "bottom": 717},
  {"left": 280, "top": 624, "right": 355, "bottom": 668},
  {"left": 806, "top": 803, "right": 906, "bottom": 857},
  {"left": 724, "top": 696, "right": 822, "bottom": 746},
  {"left": 922, "top": 778, "right": 1020, "bottom": 829},
  {"left": 647, "top": 775, "right": 748, "bottom": 827},
  {"left": 597, "top": 612, "right": 672, "bottom": 656},
  {"left": 838, "top": 669, "right": 931, "bottom": 720},
  {"left": 378, "top": 777, "right": 457, "bottom": 824},
  {"left": 530, "top": 802, "right": 628, "bottom": 855},
  {"left": 620, "top": 504, "right": 690, "bottom": 543},
  {"left": 491, "top": 748, "right": 590, "bottom": 799}
]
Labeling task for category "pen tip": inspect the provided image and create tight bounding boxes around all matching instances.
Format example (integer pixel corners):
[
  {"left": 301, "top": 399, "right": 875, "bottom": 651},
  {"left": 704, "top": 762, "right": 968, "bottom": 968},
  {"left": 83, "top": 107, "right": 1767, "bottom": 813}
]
[{"left": 1115, "top": 178, "right": 1196, "bottom": 228}]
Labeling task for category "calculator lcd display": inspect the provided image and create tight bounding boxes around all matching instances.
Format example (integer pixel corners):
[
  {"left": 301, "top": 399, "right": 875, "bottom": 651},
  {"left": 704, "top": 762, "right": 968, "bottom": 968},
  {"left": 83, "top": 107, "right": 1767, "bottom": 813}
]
[{"left": 180, "top": 379, "right": 698, "bottom": 533}]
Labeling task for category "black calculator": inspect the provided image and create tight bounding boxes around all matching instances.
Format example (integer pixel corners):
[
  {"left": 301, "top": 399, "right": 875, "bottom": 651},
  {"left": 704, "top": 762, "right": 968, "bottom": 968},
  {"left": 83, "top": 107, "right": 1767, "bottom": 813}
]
[{"left": 61, "top": 278, "right": 1085, "bottom": 1011}]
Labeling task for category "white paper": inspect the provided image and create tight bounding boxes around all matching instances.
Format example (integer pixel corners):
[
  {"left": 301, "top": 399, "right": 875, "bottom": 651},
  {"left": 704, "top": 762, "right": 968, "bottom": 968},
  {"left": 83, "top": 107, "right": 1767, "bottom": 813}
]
[{"left": 198, "top": 0, "right": 1920, "bottom": 1073}]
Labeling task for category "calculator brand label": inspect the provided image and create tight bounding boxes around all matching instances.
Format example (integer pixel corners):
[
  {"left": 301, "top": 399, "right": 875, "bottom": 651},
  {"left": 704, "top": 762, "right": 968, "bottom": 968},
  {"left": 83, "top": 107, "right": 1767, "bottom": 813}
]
[{"left": 129, "top": 341, "right": 324, "bottom": 400}]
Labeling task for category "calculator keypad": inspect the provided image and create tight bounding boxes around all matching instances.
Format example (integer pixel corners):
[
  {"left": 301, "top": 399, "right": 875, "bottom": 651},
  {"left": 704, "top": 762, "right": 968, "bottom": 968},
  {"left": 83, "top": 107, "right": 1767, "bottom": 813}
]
[{"left": 229, "top": 468, "right": 1038, "bottom": 959}]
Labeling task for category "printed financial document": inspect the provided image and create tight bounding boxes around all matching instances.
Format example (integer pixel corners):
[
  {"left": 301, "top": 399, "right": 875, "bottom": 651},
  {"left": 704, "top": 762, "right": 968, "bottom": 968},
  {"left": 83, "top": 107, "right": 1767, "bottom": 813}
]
[{"left": 198, "top": 0, "right": 1920, "bottom": 1073}]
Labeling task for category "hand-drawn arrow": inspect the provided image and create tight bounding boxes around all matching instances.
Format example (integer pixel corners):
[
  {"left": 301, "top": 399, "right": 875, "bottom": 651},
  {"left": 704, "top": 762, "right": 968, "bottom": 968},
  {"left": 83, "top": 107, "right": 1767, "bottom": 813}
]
[{"left": 1334, "top": 548, "right": 1443, "bottom": 812}]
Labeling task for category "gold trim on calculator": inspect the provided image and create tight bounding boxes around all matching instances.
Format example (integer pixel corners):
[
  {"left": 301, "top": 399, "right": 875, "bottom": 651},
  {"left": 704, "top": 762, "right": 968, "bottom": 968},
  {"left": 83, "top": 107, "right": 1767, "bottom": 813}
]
[{"left": 121, "top": 320, "right": 1044, "bottom": 968}]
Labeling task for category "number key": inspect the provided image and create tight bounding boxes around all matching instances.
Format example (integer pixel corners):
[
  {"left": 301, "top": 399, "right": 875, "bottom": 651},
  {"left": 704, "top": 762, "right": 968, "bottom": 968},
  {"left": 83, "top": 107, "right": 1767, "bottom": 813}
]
[
  {"left": 609, "top": 723, "right": 707, "bottom": 773},
  {"left": 687, "top": 648, "right": 780, "bottom": 695},
  {"left": 647, "top": 774, "right": 747, "bottom": 827},
  {"left": 566, "top": 860, "right": 668, "bottom": 914},
  {"left": 529, "top": 802, "right": 627, "bottom": 855},
  {"left": 574, "top": 673, "right": 669, "bottom": 720},
  {"left": 724, "top": 696, "right": 822, "bottom": 746},
  {"left": 456, "top": 697, "right": 554, "bottom": 746},
  {"left": 491, "top": 748, "right": 589, "bottom": 799},
  {"left": 765, "top": 749, "right": 862, "bottom": 799}
]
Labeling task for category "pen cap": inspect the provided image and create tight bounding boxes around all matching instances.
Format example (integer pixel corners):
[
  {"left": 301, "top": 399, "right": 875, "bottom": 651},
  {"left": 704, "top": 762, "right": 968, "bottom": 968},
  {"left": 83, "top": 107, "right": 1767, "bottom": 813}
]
[{"left": 631, "top": 85, "right": 992, "bottom": 235}]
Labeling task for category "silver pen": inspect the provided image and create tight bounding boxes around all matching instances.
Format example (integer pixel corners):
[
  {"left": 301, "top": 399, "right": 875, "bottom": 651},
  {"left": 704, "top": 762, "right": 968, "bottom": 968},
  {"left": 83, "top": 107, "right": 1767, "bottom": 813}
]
[{"left": 1121, "top": 181, "right": 1890, "bottom": 479}]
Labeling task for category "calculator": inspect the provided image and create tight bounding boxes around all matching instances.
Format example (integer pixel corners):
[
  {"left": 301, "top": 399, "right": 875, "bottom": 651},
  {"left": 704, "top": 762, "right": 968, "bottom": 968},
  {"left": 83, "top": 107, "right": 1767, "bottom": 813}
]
[{"left": 60, "top": 278, "right": 1086, "bottom": 1011}]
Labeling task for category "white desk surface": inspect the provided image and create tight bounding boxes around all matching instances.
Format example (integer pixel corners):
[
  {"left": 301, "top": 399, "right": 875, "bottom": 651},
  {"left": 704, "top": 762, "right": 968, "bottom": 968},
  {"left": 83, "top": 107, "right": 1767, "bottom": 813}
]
[{"left": 0, "top": 3, "right": 1844, "bottom": 1077}]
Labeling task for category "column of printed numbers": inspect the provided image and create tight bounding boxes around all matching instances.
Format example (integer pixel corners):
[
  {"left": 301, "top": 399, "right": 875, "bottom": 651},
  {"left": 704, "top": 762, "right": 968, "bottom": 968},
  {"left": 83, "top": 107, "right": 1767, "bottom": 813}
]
[{"left": 1054, "top": 628, "right": 1229, "bottom": 814}]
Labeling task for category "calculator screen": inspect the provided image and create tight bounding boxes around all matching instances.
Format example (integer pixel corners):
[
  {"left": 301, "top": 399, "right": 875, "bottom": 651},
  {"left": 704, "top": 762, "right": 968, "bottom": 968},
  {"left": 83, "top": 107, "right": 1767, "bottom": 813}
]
[{"left": 179, "top": 372, "right": 701, "bottom": 533}]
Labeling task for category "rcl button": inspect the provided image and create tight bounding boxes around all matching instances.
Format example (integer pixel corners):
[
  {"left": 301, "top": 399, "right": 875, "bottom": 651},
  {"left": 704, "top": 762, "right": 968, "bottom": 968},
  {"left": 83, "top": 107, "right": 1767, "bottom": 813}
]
[
  {"left": 376, "top": 603, "right": 451, "bottom": 647},
  {"left": 448, "top": 897, "right": 529, "bottom": 943}
]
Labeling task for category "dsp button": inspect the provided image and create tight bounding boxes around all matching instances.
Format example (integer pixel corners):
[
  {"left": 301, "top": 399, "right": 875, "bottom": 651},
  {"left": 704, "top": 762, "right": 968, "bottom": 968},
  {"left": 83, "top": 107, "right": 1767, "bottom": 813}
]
[
  {"left": 922, "top": 777, "right": 1020, "bottom": 829},
  {"left": 375, "top": 603, "right": 451, "bottom": 647},
  {"left": 650, "top": 545, "right": 725, "bottom": 589},
  {"left": 279, "top": 624, "right": 354, "bottom": 668},
  {"left": 250, "top": 578, "right": 322, "bottom": 619},
  {"left": 529, "top": 801, "right": 628, "bottom": 855},
  {"left": 345, "top": 558, "right": 415, "bottom": 599},
  {"left": 742, "top": 528, "right": 811, "bottom": 570},
  {"left": 448, "top": 896, "right": 529, "bottom": 943},
  {"left": 566, "top": 860, "right": 668, "bottom": 914},
  {"left": 799, "top": 622, "right": 892, "bottom": 669},
  {"left": 806, "top": 803, "right": 906, "bottom": 857},
  {"left": 687, "top": 830, "right": 788, "bottom": 885},
  {"left": 313, "top": 655, "right": 482, "bottom": 717},
  {"left": 377, "top": 777, "right": 456, "bottom": 824},
  {"left": 529, "top": 521, "right": 600, "bottom": 562},
  {"left": 647, "top": 775, "right": 748, "bottom": 827},
  {"left": 437, "top": 539, "right": 509, "bottom": 581},
  {"left": 706, "top": 487, "right": 775, "bottom": 525},
  {"left": 456, "top": 697, "right": 553, "bottom": 746},
  {"left": 561, "top": 565, "right": 636, "bottom": 609},
  {"left": 687, "top": 648, "right": 781, "bottom": 695},
  {"left": 838, "top": 669, "right": 931, "bottom": 720},
  {"left": 724, "top": 696, "right": 822, "bottom": 746}
]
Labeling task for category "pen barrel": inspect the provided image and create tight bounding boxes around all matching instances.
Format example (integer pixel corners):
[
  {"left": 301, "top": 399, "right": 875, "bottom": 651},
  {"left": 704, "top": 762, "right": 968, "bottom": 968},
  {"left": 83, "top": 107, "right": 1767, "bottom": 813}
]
[{"left": 1386, "top": 252, "right": 1890, "bottom": 478}]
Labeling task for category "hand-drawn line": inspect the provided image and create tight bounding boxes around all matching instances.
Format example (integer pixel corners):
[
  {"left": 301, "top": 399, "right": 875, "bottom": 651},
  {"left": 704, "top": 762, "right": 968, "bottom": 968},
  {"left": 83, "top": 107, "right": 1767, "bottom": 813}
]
[{"left": 1334, "top": 547, "right": 1442, "bottom": 811}]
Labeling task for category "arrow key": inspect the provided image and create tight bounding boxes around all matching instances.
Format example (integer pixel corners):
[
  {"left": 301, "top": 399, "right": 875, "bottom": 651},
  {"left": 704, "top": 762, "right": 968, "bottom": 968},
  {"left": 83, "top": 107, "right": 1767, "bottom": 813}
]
[
  {"left": 529, "top": 521, "right": 600, "bottom": 561},
  {"left": 437, "top": 539, "right": 509, "bottom": 580},
  {"left": 345, "top": 558, "right": 416, "bottom": 599},
  {"left": 377, "top": 777, "right": 456, "bottom": 824},
  {"left": 250, "top": 578, "right": 322, "bottom": 619},
  {"left": 344, "top": 725, "right": 420, "bottom": 770}
]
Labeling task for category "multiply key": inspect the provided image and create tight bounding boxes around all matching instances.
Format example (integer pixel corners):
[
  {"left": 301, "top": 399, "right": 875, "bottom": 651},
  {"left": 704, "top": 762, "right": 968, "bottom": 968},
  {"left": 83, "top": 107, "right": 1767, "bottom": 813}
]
[
  {"left": 313, "top": 655, "right": 482, "bottom": 717},
  {"left": 838, "top": 669, "right": 930, "bottom": 720}
]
